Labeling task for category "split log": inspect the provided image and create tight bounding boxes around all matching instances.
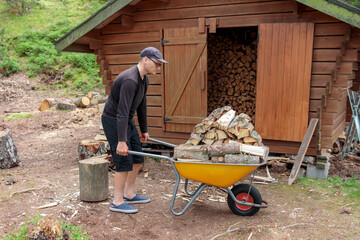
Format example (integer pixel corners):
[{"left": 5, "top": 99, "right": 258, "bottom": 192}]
[
  {"left": 73, "top": 96, "right": 90, "bottom": 108},
  {"left": 224, "top": 154, "right": 260, "bottom": 164},
  {"left": 204, "top": 128, "right": 216, "bottom": 139},
  {"left": 194, "top": 122, "right": 210, "bottom": 134},
  {"left": 228, "top": 114, "right": 254, "bottom": 139},
  {"left": 215, "top": 129, "right": 228, "bottom": 140},
  {"left": 211, "top": 156, "right": 225, "bottom": 163},
  {"left": 203, "top": 106, "right": 232, "bottom": 127},
  {"left": 187, "top": 133, "right": 204, "bottom": 145},
  {"left": 79, "top": 156, "right": 109, "bottom": 202},
  {"left": 0, "top": 127, "right": 20, "bottom": 169},
  {"left": 213, "top": 109, "right": 236, "bottom": 130},
  {"left": 202, "top": 138, "right": 215, "bottom": 145},
  {"left": 243, "top": 130, "right": 262, "bottom": 144},
  {"left": 39, "top": 98, "right": 60, "bottom": 111},
  {"left": 78, "top": 140, "right": 107, "bottom": 160},
  {"left": 91, "top": 93, "right": 107, "bottom": 103},
  {"left": 90, "top": 98, "right": 99, "bottom": 105},
  {"left": 174, "top": 144, "right": 208, "bottom": 160}
]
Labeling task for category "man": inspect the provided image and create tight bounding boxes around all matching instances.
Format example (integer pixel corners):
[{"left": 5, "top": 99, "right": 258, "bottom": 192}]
[{"left": 102, "top": 47, "right": 167, "bottom": 213}]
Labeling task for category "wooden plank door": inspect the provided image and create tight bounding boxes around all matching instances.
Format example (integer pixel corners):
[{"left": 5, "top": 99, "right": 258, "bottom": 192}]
[
  {"left": 163, "top": 27, "right": 207, "bottom": 133},
  {"left": 255, "top": 22, "right": 314, "bottom": 142}
]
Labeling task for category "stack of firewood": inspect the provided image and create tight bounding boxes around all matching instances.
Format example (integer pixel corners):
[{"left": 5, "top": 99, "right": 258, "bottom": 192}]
[
  {"left": 174, "top": 106, "right": 266, "bottom": 164},
  {"left": 207, "top": 30, "right": 257, "bottom": 121}
]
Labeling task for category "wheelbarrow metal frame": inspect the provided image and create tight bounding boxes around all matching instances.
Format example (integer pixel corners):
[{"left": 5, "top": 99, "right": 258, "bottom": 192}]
[{"left": 129, "top": 138, "right": 269, "bottom": 215}]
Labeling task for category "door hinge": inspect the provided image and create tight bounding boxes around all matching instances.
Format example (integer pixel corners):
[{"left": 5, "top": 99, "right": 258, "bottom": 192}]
[
  {"left": 162, "top": 38, "right": 170, "bottom": 45},
  {"left": 164, "top": 117, "right": 172, "bottom": 122}
]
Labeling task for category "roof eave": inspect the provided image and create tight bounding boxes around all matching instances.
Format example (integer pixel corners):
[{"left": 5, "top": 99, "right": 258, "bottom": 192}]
[
  {"left": 297, "top": 0, "right": 360, "bottom": 29},
  {"left": 54, "top": 0, "right": 132, "bottom": 52}
]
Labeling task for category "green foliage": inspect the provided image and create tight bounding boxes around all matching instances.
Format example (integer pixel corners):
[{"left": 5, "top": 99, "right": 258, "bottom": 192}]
[
  {"left": 1, "top": 213, "right": 90, "bottom": 240},
  {"left": 342, "top": 0, "right": 360, "bottom": 8},
  {"left": 4, "top": 112, "right": 32, "bottom": 121},
  {"left": 3, "top": 0, "right": 40, "bottom": 15},
  {"left": 299, "top": 176, "right": 360, "bottom": 199},
  {"left": 0, "top": 0, "right": 105, "bottom": 93}
]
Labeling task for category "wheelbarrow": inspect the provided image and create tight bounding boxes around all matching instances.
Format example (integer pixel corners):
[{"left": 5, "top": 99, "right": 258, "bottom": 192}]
[{"left": 130, "top": 138, "right": 269, "bottom": 216}]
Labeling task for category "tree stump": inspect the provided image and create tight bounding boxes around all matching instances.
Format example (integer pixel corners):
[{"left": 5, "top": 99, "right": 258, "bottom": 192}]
[
  {"left": 78, "top": 140, "right": 106, "bottom": 160},
  {"left": 0, "top": 127, "right": 20, "bottom": 169},
  {"left": 79, "top": 156, "right": 109, "bottom": 202}
]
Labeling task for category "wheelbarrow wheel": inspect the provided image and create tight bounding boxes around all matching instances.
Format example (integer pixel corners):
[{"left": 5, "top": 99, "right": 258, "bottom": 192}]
[{"left": 227, "top": 184, "right": 262, "bottom": 216}]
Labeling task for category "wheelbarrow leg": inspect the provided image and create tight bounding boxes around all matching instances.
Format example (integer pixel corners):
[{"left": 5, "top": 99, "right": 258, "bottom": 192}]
[
  {"left": 184, "top": 179, "right": 196, "bottom": 196},
  {"left": 170, "top": 162, "right": 207, "bottom": 216}
]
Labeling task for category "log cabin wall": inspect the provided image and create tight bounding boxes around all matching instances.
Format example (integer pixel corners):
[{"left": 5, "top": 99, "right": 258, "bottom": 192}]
[{"left": 92, "top": 0, "right": 360, "bottom": 154}]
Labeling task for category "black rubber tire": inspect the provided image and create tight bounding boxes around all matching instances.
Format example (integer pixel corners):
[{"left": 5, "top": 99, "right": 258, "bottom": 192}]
[{"left": 227, "top": 184, "right": 262, "bottom": 216}]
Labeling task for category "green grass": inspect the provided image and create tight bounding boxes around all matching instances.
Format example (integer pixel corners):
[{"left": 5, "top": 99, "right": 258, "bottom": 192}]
[
  {"left": 0, "top": 0, "right": 107, "bottom": 93},
  {"left": 298, "top": 176, "right": 360, "bottom": 199},
  {"left": 4, "top": 112, "right": 33, "bottom": 121}
]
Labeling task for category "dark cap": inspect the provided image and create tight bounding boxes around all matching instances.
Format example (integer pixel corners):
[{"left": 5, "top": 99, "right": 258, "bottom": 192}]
[{"left": 140, "top": 47, "right": 168, "bottom": 63}]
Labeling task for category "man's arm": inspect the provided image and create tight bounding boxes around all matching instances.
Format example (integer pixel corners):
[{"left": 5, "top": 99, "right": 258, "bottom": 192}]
[{"left": 137, "top": 92, "right": 148, "bottom": 140}]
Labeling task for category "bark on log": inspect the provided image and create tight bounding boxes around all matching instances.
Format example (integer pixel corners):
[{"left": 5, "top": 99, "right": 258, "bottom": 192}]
[
  {"left": 56, "top": 102, "right": 76, "bottom": 111},
  {"left": 203, "top": 106, "right": 232, "bottom": 127},
  {"left": 78, "top": 140, "right": 107, "bottom": 160},
  {"left": 73, "top": 97, "right": 90, "bottom": 108},
  {"left": 194, "top": 122, "right": 210, "bottom": 134},
  {"left": 187, "top": 133, "right": 204, "bottom": 145},
  {"left": 79, "top": 156, "right": 109, "bottom": 202},
  {"left": 174, "top": 144, "right": 208, "bottom": 160},
  {"left": 39, "top": 98, "right": 60, "bottom": 111},
  {"left": 224, "top": 154, "right": 260, "bottom": 164},
  {"left": 0, "top": 127, "right": 20, "bottom": 169},
  {"left": 208, "top": 142, "right": 266, "bottom": 157},
  {"left": 213, "top": 109, "right": 236, "bottom": 130}
]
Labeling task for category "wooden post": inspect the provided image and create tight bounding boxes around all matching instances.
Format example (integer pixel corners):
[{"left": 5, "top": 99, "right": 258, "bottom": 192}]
[{"left": 79, "top": 156, "right": 109, "bottom": 202}]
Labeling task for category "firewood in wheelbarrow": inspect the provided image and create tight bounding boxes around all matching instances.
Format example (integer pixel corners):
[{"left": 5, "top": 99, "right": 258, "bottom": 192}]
[
  {"left": 174, "top": 144, "right": 208, "bottom": 161},
  {"left": 202, "top": 106, "right": 232, "bottom": 127},
  {"left": 208, "top": 142, "right": 267, "bottom": 157},
  {"left": 194, "top": 122, "right": 210, "bottom": 134},
  {"left": 224, "top": 154, "right": 260, "bottom": 164},
  {"left": 227, "top": 114, "right": 254, "bottom": 139},
  {"left": 243, "top": 130, "right": 262, "bottom": 145},
  {"left": 186, "top": 132, "right": 204, "bottom": 145},
  {"left": 212, "top": 109, "right": 236, "bottom": 130}
]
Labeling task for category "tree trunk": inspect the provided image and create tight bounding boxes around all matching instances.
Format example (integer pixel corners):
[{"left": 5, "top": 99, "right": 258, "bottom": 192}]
[
  {"left": 224, "top": 154, "right": 260, "bottom": 164},
  {"left": 78, "top": 140, "right": 107, "bottom": 160},
  {"left": 73, "top": 96, "right": 90, "bottom": 108},
  {"left": 39, "top": 98, "right": 59, "bottom": 111},
  {"left": 0, "top": 127, "right": 20, "bottom": 169},
  {"left": 79, "top": 156, "right": 109, "bottom": 202}
]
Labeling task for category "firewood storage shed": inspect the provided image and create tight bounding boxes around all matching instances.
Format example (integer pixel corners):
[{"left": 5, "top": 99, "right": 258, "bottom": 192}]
[{"left": 55, "top": 0, "right": 360, "bottom": 156}]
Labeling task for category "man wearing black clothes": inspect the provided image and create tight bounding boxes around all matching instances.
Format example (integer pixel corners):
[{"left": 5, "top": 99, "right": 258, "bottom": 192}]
[{"left": 102, "top": 47, "right": 167, "bottom": 213}]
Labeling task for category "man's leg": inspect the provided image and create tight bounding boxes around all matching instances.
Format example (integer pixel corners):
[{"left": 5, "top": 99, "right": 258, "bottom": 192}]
[
  {"left": 113, "top": 171, "right": 128, "bottom": 205},
  {"left": 124, "top": 163, "right": 143, "bottom": 199}
]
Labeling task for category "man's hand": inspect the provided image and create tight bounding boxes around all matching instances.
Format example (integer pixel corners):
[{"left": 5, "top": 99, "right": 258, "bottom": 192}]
[
  {"left": 116, "top": 141, "right": 129, "bottom": 156},
  {"left": 140, "top": 132, "right": 149, "bottom": 142}
]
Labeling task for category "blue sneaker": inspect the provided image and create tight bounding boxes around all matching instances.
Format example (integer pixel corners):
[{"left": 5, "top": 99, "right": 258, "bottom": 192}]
[
  {"left": 109, "top": 202, "right": 138, "bottom": 213},
  {"left": 124, "top": 194, "right": 150, "bottom": 204}
]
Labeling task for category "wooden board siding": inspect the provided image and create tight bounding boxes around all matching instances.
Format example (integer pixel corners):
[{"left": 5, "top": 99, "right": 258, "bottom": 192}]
[
  {"left": 163, "top": 27, "right": 208, "bottom": 133},
  {"left": 91, "top": 0, "right": 360, "bottom": 152},
  {"left": 255, "top": 22, "right": 314, "bottom": 142}
]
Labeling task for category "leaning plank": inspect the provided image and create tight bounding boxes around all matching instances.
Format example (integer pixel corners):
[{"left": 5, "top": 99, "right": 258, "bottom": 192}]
[
  {"left": 79, "top": 156, "right": 109, "bottom": 202},
  {"left": 288, "top": 118, "right": 319, "bottom": 185},
  {"left": 173, "top": 144, "right": 208, "bottom": 160}
]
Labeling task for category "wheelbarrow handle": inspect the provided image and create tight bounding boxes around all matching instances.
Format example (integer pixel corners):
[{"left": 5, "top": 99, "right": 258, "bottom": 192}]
[
  {"left": 129, "top": 150, "right": 175, "bottom": 162},
  {"left": 147, "top": 137, "right": 176, "bottom": 148}
]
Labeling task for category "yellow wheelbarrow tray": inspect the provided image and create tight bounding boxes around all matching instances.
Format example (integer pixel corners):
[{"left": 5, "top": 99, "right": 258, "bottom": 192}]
[{"left": 129, "top": 138, "right": 269, "bottom": 216}]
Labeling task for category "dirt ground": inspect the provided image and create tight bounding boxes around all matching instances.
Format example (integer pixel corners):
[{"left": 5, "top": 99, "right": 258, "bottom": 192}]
[{"left": 1, "top": 73, "right": 360, "bottom": 240}]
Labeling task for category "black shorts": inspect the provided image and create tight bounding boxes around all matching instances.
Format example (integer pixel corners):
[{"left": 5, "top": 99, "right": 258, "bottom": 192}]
[{"left": 101, "top": 115, "right": 144, "bottom": 172}]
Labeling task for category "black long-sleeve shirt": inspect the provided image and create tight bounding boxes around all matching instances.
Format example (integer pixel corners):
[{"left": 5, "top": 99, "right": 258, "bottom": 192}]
[{"left": 103, "top": 66, "right": 148, "bottom": 141}]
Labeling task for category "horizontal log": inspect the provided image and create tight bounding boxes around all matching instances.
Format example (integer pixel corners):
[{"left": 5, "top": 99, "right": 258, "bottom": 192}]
[
  {"left": 312, "top": 49, "right": 359, "bottom": 62},
  {"left": 147, "top": 96, "right": 162, "bottom": 106},
  {"left": 146, "top": 106, "right": 161, "bottom": 117},
  {"left": 262, "top": 139, "right": 317, "bottom": 155},
  {"left": 314, "top": 23, "right": 347, "bottom": 36},
  {"left": 310, "top": 87, "right": 347, "bottom": 100},
  {"left": 111, "top": 74, "right": 162, "bottom": 85},
  {"left": 321, "top": 121, "right": 346, "bottom": 148},
  {"left": 310, "top": 98, "right": 347, "bottom": 112},
  {"left": 310, "top": 87, "right": 326, "bottom": 100},
  {"left": 147, "top": 85, "right": 161, "bottom": 95},
  {"left": 309, "top": 111, "right": 335, "bottom": 125},
  {"left": 103, "top": 42, "right": 160, "bottom": 54},
  {"left": 135, "top": 0, "right": 278, "bottom": 11},
  {"left": 314, "top": 36, "right": 344, "bottom": 49},
  {"left": 311, "top": 75, "right": 351, "bottom": 88},
  {"left": 312, "top": 62, "right": 357, "bottom": 75},
  {"left": 107, "top": 54, "right": 140, "bottom": 64},
  {"left": 102, "top": 31, "right": 160, "bottom": 44},
  {"left": 134, "top": 1, "right": 294, "bottom": 22}
]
